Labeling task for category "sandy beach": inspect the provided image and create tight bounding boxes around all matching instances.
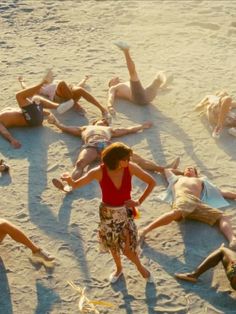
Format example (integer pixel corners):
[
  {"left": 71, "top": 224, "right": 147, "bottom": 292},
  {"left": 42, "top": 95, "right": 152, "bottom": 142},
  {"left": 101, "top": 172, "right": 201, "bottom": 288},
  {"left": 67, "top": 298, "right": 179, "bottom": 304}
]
[{"left": 1, "top": 0, "right": 236, "bottom": 313}]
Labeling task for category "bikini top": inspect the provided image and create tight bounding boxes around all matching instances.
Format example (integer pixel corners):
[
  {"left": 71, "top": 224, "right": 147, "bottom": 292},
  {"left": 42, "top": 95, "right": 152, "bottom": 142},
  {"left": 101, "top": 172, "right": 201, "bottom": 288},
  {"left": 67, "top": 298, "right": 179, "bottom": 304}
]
[{"left": 99, "top": 164, "right": 132, "bottom": 206}]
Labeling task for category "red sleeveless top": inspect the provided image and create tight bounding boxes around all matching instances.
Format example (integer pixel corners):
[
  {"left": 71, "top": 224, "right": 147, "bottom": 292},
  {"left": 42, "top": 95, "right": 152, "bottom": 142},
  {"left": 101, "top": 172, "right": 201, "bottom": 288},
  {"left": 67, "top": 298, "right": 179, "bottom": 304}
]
[{"left": 99, "top": 164, "right": 132, "bottom": 206}]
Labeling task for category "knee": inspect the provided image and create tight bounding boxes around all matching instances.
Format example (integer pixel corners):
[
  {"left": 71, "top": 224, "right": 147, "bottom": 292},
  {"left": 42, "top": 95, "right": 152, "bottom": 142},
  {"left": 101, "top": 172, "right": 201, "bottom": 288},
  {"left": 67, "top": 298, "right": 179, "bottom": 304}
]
[
  {"left": 221, "top": 96, "right": 232, "bottom": 109},
  {"left": 15, "top": 91, "right": 24, "bottom": 103},
  {"left": 75, "top": 159, "right": 86, "bottom": 169},
  {"left": 0, "top": 219, "right": 9, "bottom": 231}
]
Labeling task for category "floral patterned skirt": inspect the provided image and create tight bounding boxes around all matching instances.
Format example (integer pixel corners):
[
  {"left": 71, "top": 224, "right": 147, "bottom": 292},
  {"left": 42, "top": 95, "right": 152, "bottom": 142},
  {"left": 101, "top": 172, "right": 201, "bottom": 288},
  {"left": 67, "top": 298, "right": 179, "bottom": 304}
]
[{"left": 98, "top": 203, "right": 138, "bottom": 253}]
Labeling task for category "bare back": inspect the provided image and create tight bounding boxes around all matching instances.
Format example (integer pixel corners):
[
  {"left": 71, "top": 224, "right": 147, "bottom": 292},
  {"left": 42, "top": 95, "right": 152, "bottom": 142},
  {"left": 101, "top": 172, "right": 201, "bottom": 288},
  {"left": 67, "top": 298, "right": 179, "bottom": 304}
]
[{"left": 174, "top": 176, "right": 203, "bottom": 199}]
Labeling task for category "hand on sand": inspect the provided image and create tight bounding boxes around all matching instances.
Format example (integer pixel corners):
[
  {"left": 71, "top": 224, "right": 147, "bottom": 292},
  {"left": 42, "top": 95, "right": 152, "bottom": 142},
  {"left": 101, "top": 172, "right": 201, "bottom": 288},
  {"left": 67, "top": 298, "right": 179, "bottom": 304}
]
[
  {"left": 47, "top": 114, "right": 58, "bottom": 125},
  {"left": 11, "top": 139, "right": 21, "bottom": 149},
  {"left": 142, "top": 121, "right": 153, "bottom": 129}
]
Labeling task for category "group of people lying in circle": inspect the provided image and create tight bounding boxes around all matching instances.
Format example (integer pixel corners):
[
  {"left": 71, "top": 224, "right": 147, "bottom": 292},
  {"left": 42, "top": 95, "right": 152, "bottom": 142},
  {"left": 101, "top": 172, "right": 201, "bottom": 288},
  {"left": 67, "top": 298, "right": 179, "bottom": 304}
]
[{"left": 1, "top": 42, "right": 236, "bottom": 289}]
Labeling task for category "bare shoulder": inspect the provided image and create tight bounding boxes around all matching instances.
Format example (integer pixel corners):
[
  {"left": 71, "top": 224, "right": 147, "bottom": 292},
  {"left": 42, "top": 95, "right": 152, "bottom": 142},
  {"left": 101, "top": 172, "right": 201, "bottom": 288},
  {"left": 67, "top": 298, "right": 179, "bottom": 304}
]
[{"left": 89, "top": 165, "right": 103, "bottom": 181}]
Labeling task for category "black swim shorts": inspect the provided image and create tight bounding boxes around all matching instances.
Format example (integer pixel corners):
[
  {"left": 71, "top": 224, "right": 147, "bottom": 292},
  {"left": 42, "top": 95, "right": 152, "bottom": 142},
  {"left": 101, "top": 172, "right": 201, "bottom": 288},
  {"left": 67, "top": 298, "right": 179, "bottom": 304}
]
[{"left": 22, "top": 102, "right": 44, "bottom": 126}]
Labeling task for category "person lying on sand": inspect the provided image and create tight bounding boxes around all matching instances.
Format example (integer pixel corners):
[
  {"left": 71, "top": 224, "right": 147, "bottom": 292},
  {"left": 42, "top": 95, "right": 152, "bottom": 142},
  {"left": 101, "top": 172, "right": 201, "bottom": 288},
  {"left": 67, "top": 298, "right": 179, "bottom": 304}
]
[
  {"left": 47, "top": 114, "right": 181, "bottom": 191},
  {"left": 195, "top": 90, "right": 236, "bottom": 139},
  {"left": 18, "top": 72, "right": 107, "bottom": 116},
  {"left": 139, "top": 166, "right": 236, "bottom": 250},
  {"left": 0, "top": 218, "right": 54, "bottom": 267},
  {"left": 107, "top": 42, "right": 167, "bottom": 115},
  {"left": 175, "top": 244, "right": 236, "bottom": 290},
  {"left": 0, "top": 70, "right": 60, "bottom": 149}
]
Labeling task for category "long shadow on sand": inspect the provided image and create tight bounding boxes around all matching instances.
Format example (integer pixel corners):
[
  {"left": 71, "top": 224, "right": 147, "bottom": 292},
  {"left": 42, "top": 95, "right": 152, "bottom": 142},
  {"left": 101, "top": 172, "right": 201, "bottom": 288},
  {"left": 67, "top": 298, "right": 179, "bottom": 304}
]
[
  {"left": 142, "top": 220, "right": 236, "bottom": 314},
  {"left": 35, "top": 280, "right": 60, "bottom": 314},
  {"left": 115, "top": 100, "right": 210, "bottom": 177},
  {"left": 0, "top": 257, "right": 13, "bottom": 314}
]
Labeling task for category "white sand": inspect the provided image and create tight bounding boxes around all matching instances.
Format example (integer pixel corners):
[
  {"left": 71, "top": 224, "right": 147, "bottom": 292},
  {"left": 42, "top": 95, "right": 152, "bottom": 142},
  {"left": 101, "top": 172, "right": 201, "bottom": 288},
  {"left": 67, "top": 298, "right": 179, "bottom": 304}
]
[{"left": 1, "top": 0, "right": 236, "bottom": 313}]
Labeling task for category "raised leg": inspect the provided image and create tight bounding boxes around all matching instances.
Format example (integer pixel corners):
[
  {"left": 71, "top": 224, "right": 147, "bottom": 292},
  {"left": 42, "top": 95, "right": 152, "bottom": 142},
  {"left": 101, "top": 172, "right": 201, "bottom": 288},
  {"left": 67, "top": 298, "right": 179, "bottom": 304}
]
[
  {"left": 212, "top": 96, "right": 232, "bottom": 138},
  {"left": 145, "top": 72, "right": 167, "bottom": 103},
  {"left": 72, "top": 148, "right": 98, "bottom": 180}
]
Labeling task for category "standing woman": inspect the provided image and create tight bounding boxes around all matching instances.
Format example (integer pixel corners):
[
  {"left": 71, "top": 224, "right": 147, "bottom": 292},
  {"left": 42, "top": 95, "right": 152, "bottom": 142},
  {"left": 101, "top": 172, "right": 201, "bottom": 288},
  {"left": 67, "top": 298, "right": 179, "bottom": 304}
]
[{"left": 59, "top": 142, "right": 156, "bottom": 283}]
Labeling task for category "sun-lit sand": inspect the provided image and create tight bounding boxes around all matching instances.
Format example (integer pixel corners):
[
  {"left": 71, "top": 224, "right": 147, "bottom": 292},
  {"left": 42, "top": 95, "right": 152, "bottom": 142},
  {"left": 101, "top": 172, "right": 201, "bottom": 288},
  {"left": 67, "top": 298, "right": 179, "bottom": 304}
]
[{"left": 1, "top": 1, "right": 236, "bottom": 313}]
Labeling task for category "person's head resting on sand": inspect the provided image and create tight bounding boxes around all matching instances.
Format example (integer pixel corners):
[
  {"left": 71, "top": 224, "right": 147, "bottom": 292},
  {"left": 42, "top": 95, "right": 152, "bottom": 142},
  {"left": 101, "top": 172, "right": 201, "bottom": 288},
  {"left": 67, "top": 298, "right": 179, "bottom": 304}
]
[
  {"left": 183, "top": 166, "right": 198, "bottom": 177},
  {"left": 108, "top": 77, "right": 121, "bottom": 87},
  {"left": 101, "top": 142, "right": 132, "bottom": 170},
  {"left": 92, "top": 117, "right": 110, "bottom": 127}
]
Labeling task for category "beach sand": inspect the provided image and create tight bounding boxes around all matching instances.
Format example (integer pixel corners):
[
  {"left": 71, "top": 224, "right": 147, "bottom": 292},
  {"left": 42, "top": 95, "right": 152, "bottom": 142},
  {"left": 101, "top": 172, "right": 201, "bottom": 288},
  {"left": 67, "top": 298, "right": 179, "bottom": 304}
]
[{"left": 1, "top": 0, "right": 236, "bottom": 313}]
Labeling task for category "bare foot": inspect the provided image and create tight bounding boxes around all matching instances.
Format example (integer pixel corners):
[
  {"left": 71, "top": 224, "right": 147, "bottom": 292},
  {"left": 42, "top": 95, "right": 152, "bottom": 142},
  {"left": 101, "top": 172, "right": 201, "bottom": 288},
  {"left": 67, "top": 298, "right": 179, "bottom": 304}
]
[
  {"left": 175, "top": 272, "right": 198, "bottom": 283},
  {"left": 156, "top": 71, "right": 168, "bottom": 88},
  {"left": 114, "top": 41, "right": 130, "bottom": 51}
]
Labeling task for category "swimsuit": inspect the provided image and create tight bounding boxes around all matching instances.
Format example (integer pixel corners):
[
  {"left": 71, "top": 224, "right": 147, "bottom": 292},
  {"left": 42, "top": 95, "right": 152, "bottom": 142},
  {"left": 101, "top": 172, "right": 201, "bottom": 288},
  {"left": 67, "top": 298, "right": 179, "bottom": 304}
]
[
  {"left": 226, "top": 261, "right": 236, "bottom": 281},
  {"left": 130, "top": 80, "right": 148, "bottom": 105},
  {"left": 22, "top": 102, "right": 44, "bottom": 126},
  {"left": 81, "top": 140, "right": 111, "bottom": 154},
  {"left": 172, "top": 193, "right": 222, "bottom": 226},
  {"left": 98, "top": 165, "right": 137, "bottom": 253}
]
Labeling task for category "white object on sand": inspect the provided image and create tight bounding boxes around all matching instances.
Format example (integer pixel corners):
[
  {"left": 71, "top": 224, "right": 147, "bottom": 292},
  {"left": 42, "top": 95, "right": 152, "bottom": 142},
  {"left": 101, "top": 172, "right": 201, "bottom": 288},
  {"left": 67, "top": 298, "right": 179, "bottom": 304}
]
[{"left": 57, "top": 99, "right": 74, "bottom": 114}]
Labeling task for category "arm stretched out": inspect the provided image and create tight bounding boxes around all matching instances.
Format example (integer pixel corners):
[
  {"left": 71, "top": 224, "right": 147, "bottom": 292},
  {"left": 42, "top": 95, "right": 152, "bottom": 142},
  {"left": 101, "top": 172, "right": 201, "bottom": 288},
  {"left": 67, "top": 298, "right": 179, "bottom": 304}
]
[
  {"left": 111, "top": 121, "right": 152, "bottom": 138},
  {"left": 61, "top": 166, "right": 102, "bottom": 190}
]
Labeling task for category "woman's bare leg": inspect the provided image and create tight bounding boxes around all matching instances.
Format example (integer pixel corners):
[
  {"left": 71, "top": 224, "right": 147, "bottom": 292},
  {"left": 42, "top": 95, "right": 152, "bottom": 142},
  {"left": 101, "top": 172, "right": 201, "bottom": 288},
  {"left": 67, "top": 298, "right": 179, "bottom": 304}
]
[
  {"left": 16, "top": 71, "right": 52, "bottom": 108},
  {"left": 145, "top": 72, "right": 167, "bottom": 103},
  {"left": 212, "top": 96, "right": 232, "bottom": 137},
  {"left": 0, "top": 219, "right": 39, "bottom": 253},
  {"left": 72, "top": 148, "right": 98, "bottom": 180},
  {"left": 110, "top": 249, "right": 123, "bottom": 277}
]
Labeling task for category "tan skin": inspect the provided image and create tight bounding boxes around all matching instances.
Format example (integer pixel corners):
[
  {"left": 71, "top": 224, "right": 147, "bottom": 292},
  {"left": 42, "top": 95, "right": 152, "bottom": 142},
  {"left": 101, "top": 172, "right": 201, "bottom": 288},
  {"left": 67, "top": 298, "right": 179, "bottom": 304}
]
[
  {"left": 48, "top": 114, "right": 178, "bottom": 183},
  {"left": 61, "top": 159, "right": 156, "bottom": 280},
  {"left": 107, "top": 46, "right": 166, "bottom": 115},
  {"left": 139, "top": 166, "right": 236, "bottom": 247},
  {"left": 0, "top": 75, "right": 59, "bottom": 149},
  {"left": 175, "top": 245, "right": 236, "bottom": 289}
]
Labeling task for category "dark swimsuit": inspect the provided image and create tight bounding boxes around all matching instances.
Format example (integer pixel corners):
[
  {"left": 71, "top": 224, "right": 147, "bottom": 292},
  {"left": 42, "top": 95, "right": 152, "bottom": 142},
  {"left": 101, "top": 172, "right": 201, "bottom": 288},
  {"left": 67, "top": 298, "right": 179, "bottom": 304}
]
[{"left": 22, "top": 102, "right": 44, "bottom": 126}]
